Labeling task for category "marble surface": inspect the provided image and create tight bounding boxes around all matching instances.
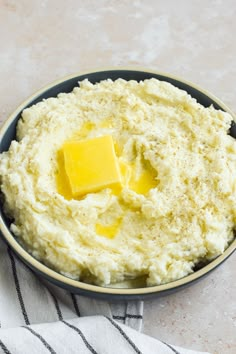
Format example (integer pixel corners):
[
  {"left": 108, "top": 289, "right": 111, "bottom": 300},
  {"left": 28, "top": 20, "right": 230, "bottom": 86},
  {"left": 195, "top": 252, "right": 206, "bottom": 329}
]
[{"left": 0, "top": 0, "right": 235, "bottom": 353}]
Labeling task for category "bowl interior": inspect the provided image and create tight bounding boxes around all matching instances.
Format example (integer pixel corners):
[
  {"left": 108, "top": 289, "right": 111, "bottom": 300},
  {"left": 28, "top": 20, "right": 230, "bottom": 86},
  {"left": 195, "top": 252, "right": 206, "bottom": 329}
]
[{"left": 0, "top": 69, "right": 235, "bottom": 296}]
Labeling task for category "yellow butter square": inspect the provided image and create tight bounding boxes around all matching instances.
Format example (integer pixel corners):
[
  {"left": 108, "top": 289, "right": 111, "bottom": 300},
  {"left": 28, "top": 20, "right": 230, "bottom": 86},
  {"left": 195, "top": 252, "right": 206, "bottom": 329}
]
[{"left": 62, "top": 135, "right": 122, "bottom": 197}]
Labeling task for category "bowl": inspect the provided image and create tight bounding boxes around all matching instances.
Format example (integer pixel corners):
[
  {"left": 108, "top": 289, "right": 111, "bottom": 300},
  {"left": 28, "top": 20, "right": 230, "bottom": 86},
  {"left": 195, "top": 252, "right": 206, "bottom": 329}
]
[{"left": 0, "top": 67, "right": 235, "bottom": 300}]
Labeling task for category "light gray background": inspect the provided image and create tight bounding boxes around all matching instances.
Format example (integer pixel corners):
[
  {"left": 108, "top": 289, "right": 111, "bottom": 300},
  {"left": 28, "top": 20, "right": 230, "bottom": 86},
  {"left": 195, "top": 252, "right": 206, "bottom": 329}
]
[{"left": 0, "top": 1, "right": 235, "bottom": 353}]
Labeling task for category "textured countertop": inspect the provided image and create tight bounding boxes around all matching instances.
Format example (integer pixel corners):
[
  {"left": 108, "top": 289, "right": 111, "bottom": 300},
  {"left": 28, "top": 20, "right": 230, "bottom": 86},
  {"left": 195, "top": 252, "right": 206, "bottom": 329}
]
[{"left": 0, "top": 1, "right": 235, "bottom": 353}]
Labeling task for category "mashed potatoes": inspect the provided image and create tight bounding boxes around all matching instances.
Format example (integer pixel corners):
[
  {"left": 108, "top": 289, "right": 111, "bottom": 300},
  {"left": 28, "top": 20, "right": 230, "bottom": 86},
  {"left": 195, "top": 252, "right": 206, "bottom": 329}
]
[{"left": 0, "top": 78, "right": 236, "bottom": 286}]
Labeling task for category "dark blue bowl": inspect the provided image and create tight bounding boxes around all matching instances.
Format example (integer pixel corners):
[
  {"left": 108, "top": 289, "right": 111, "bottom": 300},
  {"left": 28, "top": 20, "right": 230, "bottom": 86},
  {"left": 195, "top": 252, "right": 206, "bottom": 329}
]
[{"left": 0, "top": 68, "right": 235, "bottom": 300}]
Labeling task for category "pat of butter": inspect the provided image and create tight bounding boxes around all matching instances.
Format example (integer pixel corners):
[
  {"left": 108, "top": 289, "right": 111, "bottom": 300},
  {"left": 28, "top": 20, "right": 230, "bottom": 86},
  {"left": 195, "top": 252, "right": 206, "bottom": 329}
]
[{"left": 62, "top": 135, "right": 122, "bottom": 197}]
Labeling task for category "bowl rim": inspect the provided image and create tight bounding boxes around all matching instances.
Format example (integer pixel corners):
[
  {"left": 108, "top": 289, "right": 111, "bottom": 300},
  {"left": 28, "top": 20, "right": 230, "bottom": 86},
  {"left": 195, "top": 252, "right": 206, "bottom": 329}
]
[{"left": 0, "top": 66, "right": 235, "bottom": 296}]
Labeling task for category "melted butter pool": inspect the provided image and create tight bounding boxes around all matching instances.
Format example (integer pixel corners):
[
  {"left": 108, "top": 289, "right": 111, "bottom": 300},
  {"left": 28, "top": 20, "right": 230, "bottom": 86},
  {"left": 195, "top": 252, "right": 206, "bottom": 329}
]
[
  {"left": 56, "top": 150, "right": 73, "bottom": 200},
  {"left": 95, "top": 217, "right": 123, "bottom": 239}
]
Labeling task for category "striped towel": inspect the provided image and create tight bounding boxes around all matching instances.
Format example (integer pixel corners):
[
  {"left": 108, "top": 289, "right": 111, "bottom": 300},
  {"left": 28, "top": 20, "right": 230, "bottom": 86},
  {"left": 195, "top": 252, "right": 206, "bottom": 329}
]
[{"left": 0, "top": 239, "right": 209, "bottom": 354}]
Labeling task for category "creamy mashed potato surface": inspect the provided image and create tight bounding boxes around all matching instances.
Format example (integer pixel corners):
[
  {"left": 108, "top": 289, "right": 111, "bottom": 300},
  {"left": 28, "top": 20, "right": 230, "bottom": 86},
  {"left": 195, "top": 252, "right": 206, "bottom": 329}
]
[{"left": 0, "top": 78, "right": 236, "bottom": 286}]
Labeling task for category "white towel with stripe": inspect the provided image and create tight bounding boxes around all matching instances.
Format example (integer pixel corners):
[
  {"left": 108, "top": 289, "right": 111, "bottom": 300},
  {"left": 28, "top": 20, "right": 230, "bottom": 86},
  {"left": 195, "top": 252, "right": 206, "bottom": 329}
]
[{"left": 0, "top": 239, "right": 210, "bottom": 354}]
